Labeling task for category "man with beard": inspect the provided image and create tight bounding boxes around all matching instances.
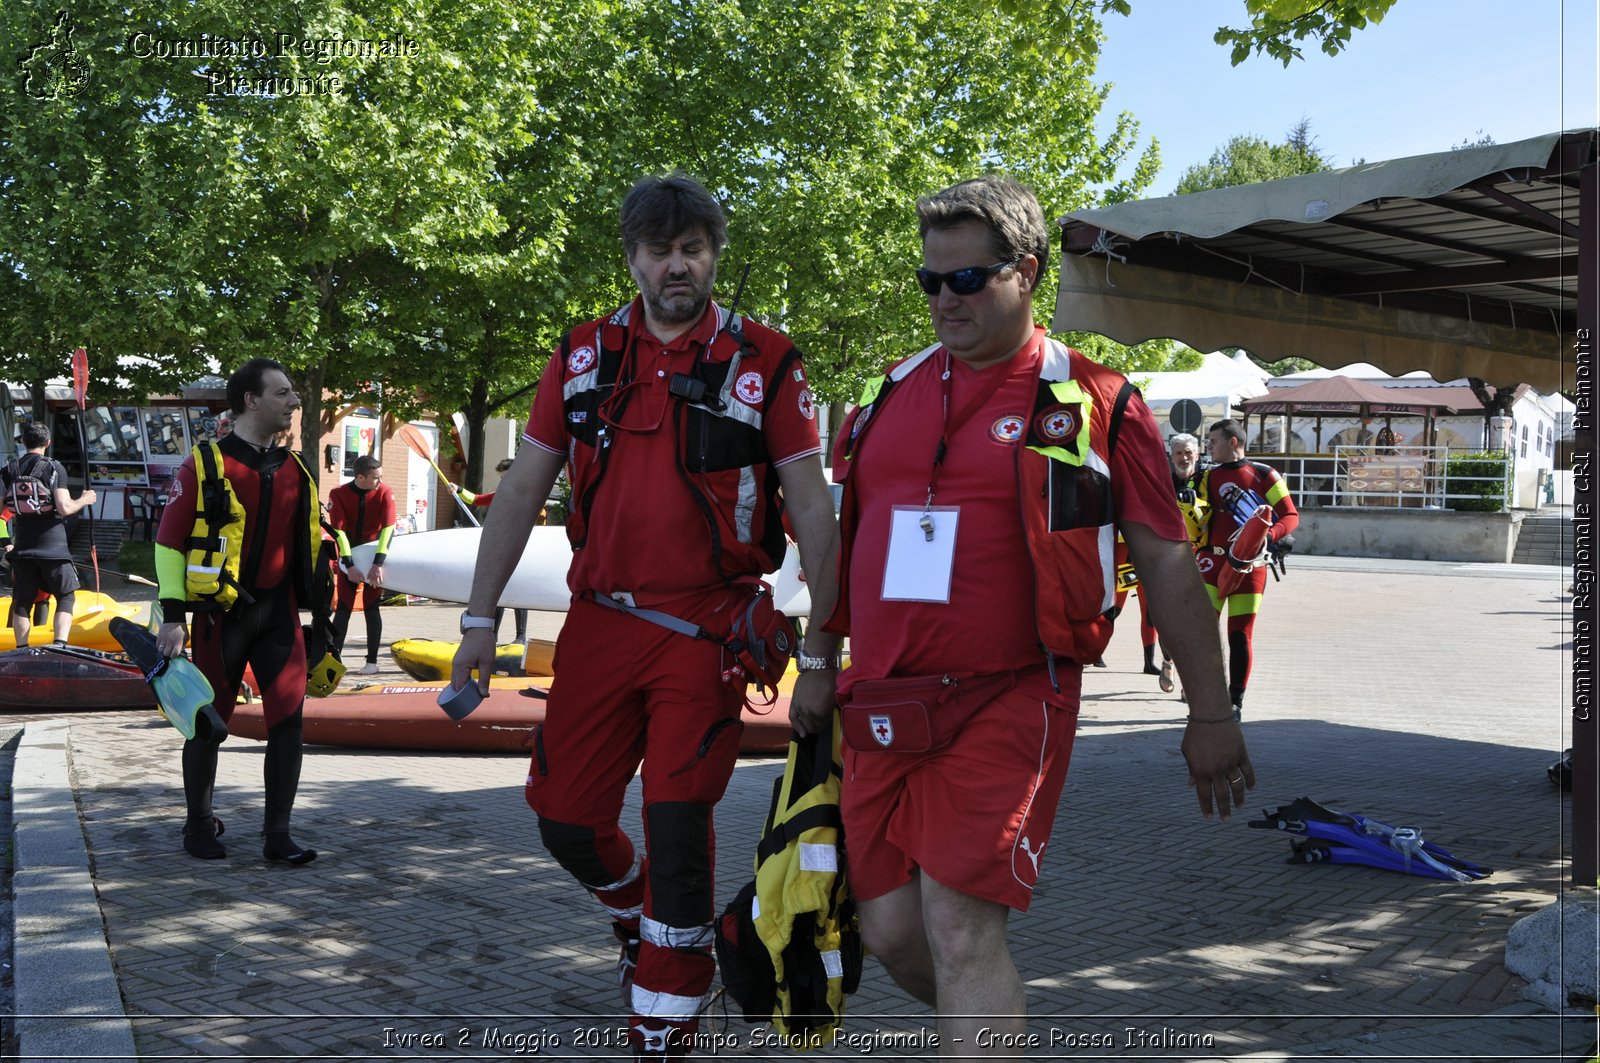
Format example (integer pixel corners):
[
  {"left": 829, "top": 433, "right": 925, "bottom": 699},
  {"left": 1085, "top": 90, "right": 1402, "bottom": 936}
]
[
  {"left": 154, "top": 358, "right": 328, "bottom": 865},
  {"left": 1155, "top": 431, "right": 1208, "bottom": 694},
  {"left": 453, "top": 174, "right": 840, "bottom": 1059}
]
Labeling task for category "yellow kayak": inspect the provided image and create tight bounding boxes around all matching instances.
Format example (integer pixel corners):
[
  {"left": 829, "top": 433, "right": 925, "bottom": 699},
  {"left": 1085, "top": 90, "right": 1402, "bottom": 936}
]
[
  {"left": 389, "top": 636, "right": 844, "bottom": 696},
  {"left": 0, "top": 590, "right": 147, "bottom": 652},
  {"left": 390, "top": 638, "right": 557, "bottom": 682}
]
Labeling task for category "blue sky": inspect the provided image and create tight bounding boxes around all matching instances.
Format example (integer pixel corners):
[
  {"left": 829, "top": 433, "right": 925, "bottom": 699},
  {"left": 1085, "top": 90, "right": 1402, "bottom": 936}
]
[{"left": 1092, "top": 0, "right": 1598, "bottom": 195}]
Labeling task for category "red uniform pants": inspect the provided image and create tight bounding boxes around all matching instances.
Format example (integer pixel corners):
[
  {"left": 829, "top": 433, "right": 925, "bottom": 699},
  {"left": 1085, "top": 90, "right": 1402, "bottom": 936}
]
[{"left": 524, "top": 591, "right": 749, "bottom": 1037}]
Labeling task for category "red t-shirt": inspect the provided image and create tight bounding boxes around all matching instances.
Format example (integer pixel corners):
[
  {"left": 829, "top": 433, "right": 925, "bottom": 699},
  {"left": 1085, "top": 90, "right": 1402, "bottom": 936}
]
[
  {"left": 525, "top": 301, "right": 821, "bottom": 600},
  {"left": 834, "top": 329, "right": 1184, "bottom": 690}
]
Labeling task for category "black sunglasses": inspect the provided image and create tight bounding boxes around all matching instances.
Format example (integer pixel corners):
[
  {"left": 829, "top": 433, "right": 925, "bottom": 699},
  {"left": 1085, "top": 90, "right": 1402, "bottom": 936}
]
[{"left": 915, "top": 258, "right": 1019, "bottom": 296}]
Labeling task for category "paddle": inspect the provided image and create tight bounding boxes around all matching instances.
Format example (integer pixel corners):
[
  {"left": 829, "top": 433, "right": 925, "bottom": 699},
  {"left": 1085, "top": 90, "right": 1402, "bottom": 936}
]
[
  {"left": 395, "top": 423, "right": 480, "bottom": 527},
  {"left": 70, "top": 346, "right": 102, "bottom": 603}
]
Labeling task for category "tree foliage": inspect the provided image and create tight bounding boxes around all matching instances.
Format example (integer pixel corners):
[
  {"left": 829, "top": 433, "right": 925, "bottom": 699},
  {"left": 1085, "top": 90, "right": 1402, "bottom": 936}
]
[
  {"left": 1174, "top": 117, "right": 1333, "bottom": 195},
  {"left": 1212, "top": 0, "right": 1399, "bottom": 66},
  {"left": 2, "top": 0, "right": 1171, "bottom": 487}
]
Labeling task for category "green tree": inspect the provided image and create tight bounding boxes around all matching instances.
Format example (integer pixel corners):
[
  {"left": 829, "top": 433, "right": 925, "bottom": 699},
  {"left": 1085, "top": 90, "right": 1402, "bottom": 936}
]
[
  {"left": 579, "top": 0, "right": 1162, "bottom": 405},
  {"left": 1174, "top": 118, "right": 1333, "bottom": 195},
  {"left": 974, "top": 1, "right": 1399, "bottom": 67},
  {"left": 4, "top": 0, "right": 1168, "bottom": 482},
  {"left": 1213, "top": 0, "right": 1400, "bottom": 66}
]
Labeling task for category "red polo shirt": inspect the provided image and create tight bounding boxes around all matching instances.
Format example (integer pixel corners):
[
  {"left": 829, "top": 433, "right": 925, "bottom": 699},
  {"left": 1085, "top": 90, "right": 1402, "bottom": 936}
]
[
  {"left": 833, "top": 330, "right": 1185, "bottom": 688},
  {"left": 524, "top": 302, "right": 821, "bottom": 601}
]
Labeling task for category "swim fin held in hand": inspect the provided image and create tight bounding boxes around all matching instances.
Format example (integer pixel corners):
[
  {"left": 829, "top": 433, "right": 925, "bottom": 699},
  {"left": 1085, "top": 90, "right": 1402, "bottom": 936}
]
[{"left": 109, "top": 618, "right": 228, "bottom": 744}]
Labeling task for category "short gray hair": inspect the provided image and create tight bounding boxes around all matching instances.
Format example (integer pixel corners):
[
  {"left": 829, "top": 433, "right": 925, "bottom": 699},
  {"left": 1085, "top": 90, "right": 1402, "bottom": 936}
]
[
  {"left": 917, "top": 175, "right": 1050, "bottom": 285},
  {"left": 1168, "top": 432, "right": 1199, "bottom": 452}
]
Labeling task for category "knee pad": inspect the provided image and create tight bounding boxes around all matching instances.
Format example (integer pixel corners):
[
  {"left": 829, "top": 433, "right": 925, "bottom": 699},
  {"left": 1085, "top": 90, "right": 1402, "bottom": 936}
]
[
  {"left": 645, "top": 802, "right": 713, "bottom": 929},
  {"left": 537, "top": 816, "right": 612, "bottom": 888}
]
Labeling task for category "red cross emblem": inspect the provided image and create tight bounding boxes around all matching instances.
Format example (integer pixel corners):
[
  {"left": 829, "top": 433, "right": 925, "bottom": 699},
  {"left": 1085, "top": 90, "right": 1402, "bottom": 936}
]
[
  {"left": 735, "top": 371, "right": 764, "bottom": 406},
  {"left": 1038, "top": 406, "right": 1076, "bottom": 440},
  {"left": 797, "top": 388, "right": 815, "bottom": 420},
  {"left": 870, "top": 714, "right": 893, "bottom": 747},
  {"left": 991, "top": 415, "right": 1025, "bottom": 443},
  {"left": 567, "top": 346, "right": 596, "bottom": 374}
]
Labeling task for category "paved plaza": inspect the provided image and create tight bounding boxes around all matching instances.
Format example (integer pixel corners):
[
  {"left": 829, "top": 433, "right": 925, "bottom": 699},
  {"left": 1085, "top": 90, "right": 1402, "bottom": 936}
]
[{"left": 5, "top": 555, "right": 1591, "bottom": 1061}]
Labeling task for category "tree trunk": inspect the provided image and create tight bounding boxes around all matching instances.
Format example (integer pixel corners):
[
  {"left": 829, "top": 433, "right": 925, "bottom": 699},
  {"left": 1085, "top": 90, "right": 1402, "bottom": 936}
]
[
  {"left": 464, "top": 373, "right": 489, "bottom": 496},
  {"left": 298, "top": 359, "right": 327, "bottom": 493}
]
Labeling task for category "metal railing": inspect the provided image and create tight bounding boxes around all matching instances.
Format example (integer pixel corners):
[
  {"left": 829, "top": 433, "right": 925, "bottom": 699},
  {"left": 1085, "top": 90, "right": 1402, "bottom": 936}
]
[{"left": 1246, "top": 448, "right": 1512, "bottom": 512}]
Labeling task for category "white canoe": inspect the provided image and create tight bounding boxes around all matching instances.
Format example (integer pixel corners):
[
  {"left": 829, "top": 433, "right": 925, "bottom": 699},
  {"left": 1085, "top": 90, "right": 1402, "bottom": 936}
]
[{"left": 350, "top": 526, "right": 813, "bottom": 617}]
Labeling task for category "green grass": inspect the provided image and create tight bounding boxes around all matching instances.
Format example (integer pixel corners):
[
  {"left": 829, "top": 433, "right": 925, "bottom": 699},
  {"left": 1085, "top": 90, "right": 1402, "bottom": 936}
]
[{"left": 117, "top": 540, "right": 157, "bottom": 581}]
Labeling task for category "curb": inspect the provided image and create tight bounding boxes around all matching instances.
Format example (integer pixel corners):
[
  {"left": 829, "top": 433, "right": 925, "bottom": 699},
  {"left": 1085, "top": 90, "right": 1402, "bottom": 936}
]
[{"left": 13, "top": 721, "right": 136, "bottom": 1062}]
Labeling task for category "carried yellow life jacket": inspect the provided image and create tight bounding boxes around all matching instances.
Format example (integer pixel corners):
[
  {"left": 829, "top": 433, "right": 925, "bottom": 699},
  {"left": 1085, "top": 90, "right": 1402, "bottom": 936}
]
[{"left": 716, "top": 718, "right": 861, "bottom": 1050}]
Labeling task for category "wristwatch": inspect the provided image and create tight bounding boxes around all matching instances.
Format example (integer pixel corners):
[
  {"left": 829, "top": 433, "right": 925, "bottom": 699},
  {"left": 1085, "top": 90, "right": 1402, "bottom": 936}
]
[
  {"left": 460, "top": 611, "right": 495, "bottom": 634},
  {"left": 795, "top": 652, "right": 840, "bottom": 673}
]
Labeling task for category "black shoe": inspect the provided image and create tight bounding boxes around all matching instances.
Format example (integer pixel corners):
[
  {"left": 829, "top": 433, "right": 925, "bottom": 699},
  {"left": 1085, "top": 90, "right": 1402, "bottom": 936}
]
[
  {"left": 1232, "top": 703, "right": 1243, "bottom": 723},
  {"left": 263, "top": 831, "right": 317, "bottom": 865},
  {"left": 1143, "top": 663, "right": 1163, "bottom": 676},
  {"left": 613, "top": 920, "right": 641, "bottom": 1010},
  {"left": 1091, "top": 657, "right": 1107, "bottom": 668},
  {"left": 183, "top": 816, "right": 226, "bottom": 860}
]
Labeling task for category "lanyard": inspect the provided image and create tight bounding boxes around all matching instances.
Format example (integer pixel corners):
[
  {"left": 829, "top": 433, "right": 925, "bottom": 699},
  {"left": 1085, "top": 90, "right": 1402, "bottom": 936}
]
[{"left": 919, "top": 350, "right": 1013, "bottom": 540}]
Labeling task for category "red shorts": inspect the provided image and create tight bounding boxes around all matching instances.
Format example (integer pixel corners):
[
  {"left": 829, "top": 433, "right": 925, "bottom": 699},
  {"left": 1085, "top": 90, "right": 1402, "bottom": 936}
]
[{"left": 840, "top": 671, "right": 1081, "bottom": 912}]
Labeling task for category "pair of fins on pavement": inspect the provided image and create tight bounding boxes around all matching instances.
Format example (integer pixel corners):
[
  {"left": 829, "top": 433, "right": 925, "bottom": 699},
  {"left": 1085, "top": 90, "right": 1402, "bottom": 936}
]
[{"left": 1250, "top": 797, "right": 1491, "bottom": 882}]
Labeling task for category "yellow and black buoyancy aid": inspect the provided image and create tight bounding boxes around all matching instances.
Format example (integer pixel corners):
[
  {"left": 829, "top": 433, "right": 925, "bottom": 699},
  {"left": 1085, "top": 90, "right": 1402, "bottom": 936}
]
[
  {"left": 184, "top": 443, "right": 250, "bottom": 611},
  {"left": 184, "top": 443, "right": 325, "bottom": 614},
  {"left": 716, "top": 718, "right": 861, "bottom": 1050}
]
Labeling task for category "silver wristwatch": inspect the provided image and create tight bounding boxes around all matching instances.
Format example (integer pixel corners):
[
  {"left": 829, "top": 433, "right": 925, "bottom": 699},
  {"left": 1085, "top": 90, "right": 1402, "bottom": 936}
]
[
  {"left": 794, "top": 652, "right": 840, "bottom": 672},
  {"left": 460, "top": 611, "right": 495, "bottom": 634}
]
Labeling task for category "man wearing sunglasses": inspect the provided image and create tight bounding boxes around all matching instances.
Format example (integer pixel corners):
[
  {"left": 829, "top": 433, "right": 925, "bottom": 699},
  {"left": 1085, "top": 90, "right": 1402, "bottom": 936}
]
[
  {"left": 806, "top": 175, "right": 1250, "bottom": 1052},
  {"left": 453, "top": 174, "right": 841, "bottom": 1060}
]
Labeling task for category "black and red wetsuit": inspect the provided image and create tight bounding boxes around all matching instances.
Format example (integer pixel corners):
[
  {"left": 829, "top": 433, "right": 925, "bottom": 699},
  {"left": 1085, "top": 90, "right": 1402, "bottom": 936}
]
[
  {"left": 1198, "top": 459, "right": 1299, "bottom": 707},
  {"left": 156, "top": 433, "right": 323, "bottom": 864},
  {"left": 157, "top": 434, "right": 319, "bottom": 727}
]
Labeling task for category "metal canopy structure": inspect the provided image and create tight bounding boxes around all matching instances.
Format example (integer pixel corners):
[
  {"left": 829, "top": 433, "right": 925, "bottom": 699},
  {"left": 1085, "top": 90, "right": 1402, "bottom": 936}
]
[{"left": 1055, "top": 130, "right": 1595, "bottom": 393}]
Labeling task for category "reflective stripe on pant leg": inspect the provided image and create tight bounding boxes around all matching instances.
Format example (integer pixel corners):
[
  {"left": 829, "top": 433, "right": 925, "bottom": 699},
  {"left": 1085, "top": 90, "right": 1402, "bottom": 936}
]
[{"left": 631, "top": 801, "right": 715, "bottom": 1021}]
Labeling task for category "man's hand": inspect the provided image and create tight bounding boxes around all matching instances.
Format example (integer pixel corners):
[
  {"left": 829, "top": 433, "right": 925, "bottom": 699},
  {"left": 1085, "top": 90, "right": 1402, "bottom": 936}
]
[
  {"left": 450, "top": 628, "right": 497, "bottom": 696},
  {"left": 788, "top": 667, "right": 837, "bottom": 738},
  {"left": 156, "top": 621, "right": 186, "bottom": 659},
  {"left": 368, "top": 562, "right": 385, "bottom": 590},
  {"left": 1181, "top": 718, "right": 1255, "bottom": 821}
]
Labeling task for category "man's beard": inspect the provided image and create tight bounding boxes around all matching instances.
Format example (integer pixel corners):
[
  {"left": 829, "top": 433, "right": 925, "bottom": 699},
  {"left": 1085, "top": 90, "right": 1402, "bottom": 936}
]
[{"left": 645, "top": 268, "right": 715, "bottom": 326}]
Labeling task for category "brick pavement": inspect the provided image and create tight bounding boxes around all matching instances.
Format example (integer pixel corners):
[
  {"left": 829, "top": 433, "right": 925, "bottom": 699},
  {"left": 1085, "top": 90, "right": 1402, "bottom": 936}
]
[{"left": 7, "top": 558, "right": 1590, "bottom": 1060}]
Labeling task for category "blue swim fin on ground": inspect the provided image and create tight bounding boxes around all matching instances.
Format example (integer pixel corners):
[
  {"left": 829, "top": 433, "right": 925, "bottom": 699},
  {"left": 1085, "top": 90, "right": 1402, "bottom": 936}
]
[
  {"left": 1249, "top": 797, "right": 1491, "bottom": 882},
  {"left": 109, "top": 618, "right": 228, "bottom": 744}
]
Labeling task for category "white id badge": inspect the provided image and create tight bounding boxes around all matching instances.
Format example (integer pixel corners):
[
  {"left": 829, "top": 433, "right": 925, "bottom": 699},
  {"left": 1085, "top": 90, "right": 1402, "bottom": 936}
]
[{"left": 881, "top": 505, "right": 959, "bottom": 602}]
